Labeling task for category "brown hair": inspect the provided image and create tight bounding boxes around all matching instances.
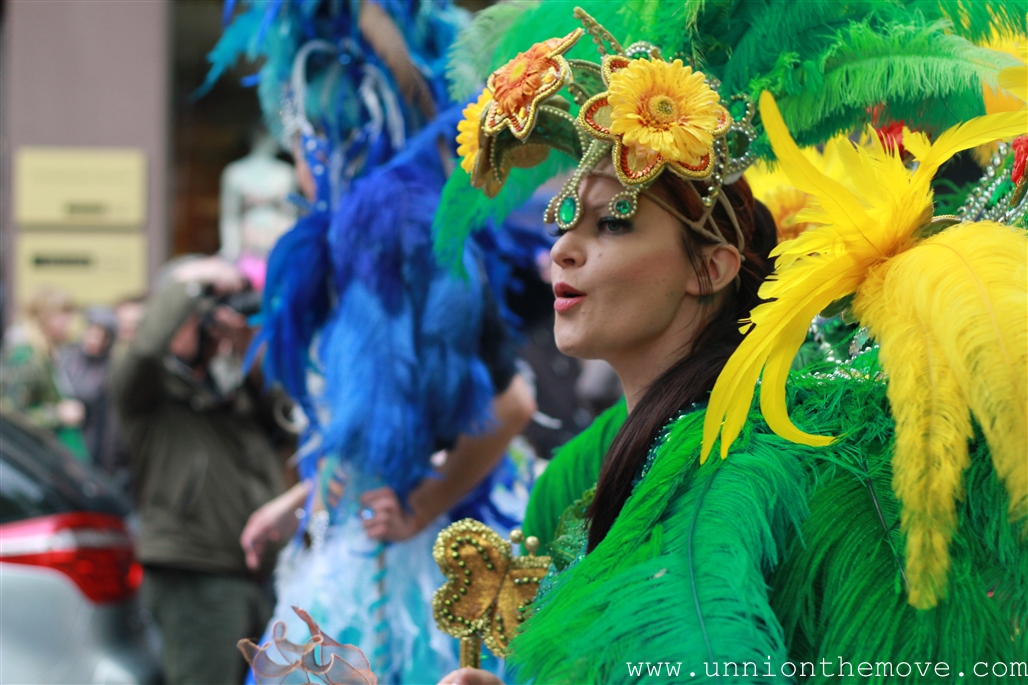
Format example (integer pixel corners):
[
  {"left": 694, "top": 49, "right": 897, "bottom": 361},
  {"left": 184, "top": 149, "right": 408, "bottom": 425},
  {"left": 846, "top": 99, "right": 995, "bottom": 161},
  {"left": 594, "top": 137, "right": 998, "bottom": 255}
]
[{"left": 585, "top": 175, "right": 777, "bottom": 551}]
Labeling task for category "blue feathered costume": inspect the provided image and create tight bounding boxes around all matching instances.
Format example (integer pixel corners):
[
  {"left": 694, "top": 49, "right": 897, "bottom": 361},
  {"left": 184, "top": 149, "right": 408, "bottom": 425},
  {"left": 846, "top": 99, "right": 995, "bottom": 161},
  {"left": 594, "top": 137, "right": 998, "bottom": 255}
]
[{"left": 203, "top": 1, "right": 535, "bottom": 680}]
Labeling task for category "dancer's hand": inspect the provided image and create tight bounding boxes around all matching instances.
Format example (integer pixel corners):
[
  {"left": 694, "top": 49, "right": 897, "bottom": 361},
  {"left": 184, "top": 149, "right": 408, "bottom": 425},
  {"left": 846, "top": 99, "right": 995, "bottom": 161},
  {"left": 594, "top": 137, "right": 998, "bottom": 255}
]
[
  {"left": 438, "top": 668, "right": 504, "bottom": 685},
  {"left": 359, "top": 487, "right": 424, "bottom": 542},
  {"left": 240, "top": 482, "right": 309, "bottom": 570}
]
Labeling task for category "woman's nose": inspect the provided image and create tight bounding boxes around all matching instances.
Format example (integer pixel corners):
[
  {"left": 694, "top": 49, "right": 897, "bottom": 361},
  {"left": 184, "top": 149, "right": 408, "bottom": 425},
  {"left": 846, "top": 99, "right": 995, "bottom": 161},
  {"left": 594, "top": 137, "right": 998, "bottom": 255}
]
[{"left": 550, "top": 230, "right": 583, "bottom": 269}]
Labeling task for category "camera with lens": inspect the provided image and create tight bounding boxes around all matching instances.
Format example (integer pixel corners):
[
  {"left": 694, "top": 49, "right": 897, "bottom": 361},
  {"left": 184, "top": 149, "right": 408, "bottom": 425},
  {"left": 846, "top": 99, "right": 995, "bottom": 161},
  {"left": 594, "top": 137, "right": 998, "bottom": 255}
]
[
  {"left": 217, "top": 288, "right": 262, "bottom": 317},
  {"left": 198, "top": 286, "right": 262, "bottom": 341}
]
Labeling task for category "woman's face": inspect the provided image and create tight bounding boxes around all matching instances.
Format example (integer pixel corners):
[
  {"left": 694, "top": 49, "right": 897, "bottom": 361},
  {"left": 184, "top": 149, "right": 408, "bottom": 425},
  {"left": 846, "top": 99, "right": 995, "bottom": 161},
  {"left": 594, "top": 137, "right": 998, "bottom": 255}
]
[
  {"left": 550, "top": 173, "right": 707, "bottom": 372},
  {"left": 41, "top": 308, "right": 74, "bottom": 346}
]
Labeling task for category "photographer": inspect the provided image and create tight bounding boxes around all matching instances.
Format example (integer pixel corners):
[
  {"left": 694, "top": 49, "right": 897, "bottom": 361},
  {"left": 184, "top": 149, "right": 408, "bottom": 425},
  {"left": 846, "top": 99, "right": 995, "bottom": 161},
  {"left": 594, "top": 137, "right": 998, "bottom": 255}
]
[{"left": 111, "top": 256, "right": 287, "bottom": 685}]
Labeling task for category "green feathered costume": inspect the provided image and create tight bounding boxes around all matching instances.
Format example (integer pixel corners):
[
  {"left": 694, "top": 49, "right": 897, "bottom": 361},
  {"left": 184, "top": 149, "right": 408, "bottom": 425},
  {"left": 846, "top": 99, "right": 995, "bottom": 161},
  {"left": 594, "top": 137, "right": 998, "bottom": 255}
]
[{"left": 510, "top": 353, "right": 1025, "bottom": 683}]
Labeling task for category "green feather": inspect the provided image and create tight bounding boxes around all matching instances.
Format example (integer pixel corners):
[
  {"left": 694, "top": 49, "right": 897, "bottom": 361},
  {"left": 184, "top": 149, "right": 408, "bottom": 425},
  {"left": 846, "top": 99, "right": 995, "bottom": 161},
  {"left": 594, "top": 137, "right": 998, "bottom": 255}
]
[
  {"left": 771, "top": 360, "right": 1027, "bottom": 680},
  {"left": 432, "top": 152, "right": 574, "bottom": 275},
  {"left": 508, "top": 410, "right": 812, "bottom": 683},
  {"left": 910, "top": 0, "right": 1028, "bottom": 43},
  {"left": 509, "top": 350, "right": 1026, "bottom": 682},
  {"left": 486, "top": 1, "right": 631, "bottom": 73},
  {"left": 765, "top": 19, "right": 1019, "bottom": 157},
  {"left": 446, "top": 1, "right": 537, "bottom": 102},
  {"left": 434, "top": 0, "right": 1023, "bottom": 268}
]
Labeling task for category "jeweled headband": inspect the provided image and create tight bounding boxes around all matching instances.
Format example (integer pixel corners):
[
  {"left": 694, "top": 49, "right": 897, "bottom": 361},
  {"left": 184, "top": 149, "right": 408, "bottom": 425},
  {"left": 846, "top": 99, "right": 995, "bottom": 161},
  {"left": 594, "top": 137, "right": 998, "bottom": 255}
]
[{"left": 455, "top": 7, "right": 757, "bottom": 250}]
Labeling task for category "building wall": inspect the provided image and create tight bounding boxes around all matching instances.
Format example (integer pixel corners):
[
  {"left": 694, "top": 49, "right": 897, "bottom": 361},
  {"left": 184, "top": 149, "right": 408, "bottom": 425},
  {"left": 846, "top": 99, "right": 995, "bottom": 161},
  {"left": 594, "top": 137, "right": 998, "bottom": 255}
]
[{"left": 1, "top": 0, "right": 170, "bottom": 320}]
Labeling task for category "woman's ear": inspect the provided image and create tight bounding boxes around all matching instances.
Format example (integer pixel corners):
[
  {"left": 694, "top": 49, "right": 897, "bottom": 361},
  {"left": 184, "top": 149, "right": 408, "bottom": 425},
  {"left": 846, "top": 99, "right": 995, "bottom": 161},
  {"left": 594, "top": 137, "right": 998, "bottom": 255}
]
[{"left": 685, "top": 244, "right": 742, "bottom": 296}]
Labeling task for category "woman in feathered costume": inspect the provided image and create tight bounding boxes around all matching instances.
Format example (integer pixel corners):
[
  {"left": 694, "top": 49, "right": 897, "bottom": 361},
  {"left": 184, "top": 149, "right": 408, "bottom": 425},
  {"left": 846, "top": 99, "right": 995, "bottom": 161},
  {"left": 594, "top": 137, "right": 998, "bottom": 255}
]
[
  {"left": 202, "top": 1, "right": 540, "bottom": 682},
  {"left": 429, "top": 2, "right": 1026, "bottom": 683}
]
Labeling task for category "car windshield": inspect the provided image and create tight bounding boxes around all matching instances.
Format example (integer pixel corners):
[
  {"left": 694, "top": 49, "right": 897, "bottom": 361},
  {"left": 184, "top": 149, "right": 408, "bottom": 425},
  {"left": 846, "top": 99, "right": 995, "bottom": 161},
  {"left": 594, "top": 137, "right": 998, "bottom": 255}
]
[{"left": 0, "top": 413, "right": 129, "bottom": 524}]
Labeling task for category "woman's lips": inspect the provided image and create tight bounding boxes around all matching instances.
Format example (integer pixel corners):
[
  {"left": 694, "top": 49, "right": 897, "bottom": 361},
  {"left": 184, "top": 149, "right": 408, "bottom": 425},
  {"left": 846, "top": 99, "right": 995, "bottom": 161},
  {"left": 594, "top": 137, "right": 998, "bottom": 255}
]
[{"left": 554, "top": 282, "right": 585, "bottom": 313}]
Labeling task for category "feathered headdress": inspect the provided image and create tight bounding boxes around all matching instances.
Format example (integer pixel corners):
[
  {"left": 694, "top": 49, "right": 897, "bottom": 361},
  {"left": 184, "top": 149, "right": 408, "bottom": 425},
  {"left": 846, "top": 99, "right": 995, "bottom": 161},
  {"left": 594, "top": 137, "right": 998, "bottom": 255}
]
[{"left": 433, "top": 0, "right": 1025, "bottom": 267}]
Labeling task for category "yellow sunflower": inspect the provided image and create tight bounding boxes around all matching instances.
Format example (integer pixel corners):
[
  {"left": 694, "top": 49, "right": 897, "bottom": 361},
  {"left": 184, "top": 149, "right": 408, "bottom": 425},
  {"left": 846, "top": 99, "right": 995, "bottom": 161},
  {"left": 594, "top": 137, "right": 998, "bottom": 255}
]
[
  {"left": 456, "top": 88, "right": 493, "bottom": 174},
  {"left": 607, "top": 59, "right": 722, "bottom": 170}
]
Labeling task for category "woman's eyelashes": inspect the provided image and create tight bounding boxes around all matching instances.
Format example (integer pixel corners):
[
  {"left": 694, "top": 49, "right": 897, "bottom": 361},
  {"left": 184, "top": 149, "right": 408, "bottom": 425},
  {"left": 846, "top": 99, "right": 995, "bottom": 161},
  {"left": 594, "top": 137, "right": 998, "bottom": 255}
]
[
  {"left": 598, "top": 216, "right": 633, "bottom": 235},
  {"left": 547, "top": 216, "right": 632, "bottom": 238}
]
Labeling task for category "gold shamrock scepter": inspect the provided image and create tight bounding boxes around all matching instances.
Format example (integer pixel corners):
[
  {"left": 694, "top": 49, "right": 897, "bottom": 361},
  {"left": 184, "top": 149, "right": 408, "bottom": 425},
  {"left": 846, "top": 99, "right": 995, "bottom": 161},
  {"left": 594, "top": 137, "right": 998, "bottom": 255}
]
[{"left": 432, "top": 519, "right": 551, "bottom": 668}]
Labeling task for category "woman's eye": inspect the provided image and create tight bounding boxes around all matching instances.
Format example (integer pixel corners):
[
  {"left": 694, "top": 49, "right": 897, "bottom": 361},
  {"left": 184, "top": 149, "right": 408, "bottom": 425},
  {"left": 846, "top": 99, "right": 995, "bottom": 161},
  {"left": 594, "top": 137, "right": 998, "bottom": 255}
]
[
  {"left": 547, "top": 225, "right": 569, "bottom": 238},
  {"left": 598, "top": 216, "right": 633, "bottom": 234}
]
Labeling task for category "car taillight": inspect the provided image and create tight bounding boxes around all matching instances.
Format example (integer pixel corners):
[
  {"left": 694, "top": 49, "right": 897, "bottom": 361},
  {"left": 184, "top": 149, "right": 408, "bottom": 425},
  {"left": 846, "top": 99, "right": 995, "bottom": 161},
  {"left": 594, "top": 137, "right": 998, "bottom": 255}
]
[{"left": 0, "top": 512, "right": 140, "bottom": 603}]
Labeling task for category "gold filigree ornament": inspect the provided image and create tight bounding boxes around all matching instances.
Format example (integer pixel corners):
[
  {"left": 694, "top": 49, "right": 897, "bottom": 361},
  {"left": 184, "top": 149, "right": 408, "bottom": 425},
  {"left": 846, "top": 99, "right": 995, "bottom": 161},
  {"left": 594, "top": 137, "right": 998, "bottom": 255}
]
[{"left": 432, "top": 519, "right": 550, "bottom": 668}]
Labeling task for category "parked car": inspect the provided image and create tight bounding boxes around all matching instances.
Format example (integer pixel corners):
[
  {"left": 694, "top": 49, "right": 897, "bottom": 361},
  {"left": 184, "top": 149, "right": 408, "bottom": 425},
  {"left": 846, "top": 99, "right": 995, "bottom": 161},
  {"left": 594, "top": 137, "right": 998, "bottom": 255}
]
[{"left": 0, "top": 411, "right": 161, "bottom": 684}]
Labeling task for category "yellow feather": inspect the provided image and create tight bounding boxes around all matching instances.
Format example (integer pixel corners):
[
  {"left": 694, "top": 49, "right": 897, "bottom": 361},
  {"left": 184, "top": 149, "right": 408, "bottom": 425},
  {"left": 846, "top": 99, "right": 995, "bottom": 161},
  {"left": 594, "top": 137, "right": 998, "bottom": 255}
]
[
  {"left": 757, "top": 92, "right": 877, "bottom": 250},
  {"left": 910, "top": 109, "right": 1027, "bottom": 184},
  {"left": 826, "top": 134, "right": 880, "bottom": 202},
  {"left": 704, "top": 94, "right": 1028, "bottom": 473},
  {"left": 996, "top": 44, "right": 1026, "bottom": 103},
  {"left": 702, "top": 258, "right": 862, "bottom": 461},
  {"left": 745, "top": 139, "right": 852, "bottom": 243},
  {"left": 997, "top": 64, "right": 1027, "bottom": 103},
  {"left": 854, "top": 253, "right": 973, "bottom": 609},
  {"left": 852, "top": 222, "right": 1028, "bottom": 607},
  {"left": 921, "top": 225, "right": 1028, "bottom": 519}
]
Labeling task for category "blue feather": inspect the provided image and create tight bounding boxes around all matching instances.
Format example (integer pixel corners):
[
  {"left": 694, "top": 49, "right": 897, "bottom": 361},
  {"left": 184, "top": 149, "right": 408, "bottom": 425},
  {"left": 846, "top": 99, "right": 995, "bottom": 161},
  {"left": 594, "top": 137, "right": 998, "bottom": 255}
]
[
  {"left": 251, "top": 210, "right": 332, "bottom": 423},
  {"left": 306, "top": 113, "right": 494, "bottom": 501}
]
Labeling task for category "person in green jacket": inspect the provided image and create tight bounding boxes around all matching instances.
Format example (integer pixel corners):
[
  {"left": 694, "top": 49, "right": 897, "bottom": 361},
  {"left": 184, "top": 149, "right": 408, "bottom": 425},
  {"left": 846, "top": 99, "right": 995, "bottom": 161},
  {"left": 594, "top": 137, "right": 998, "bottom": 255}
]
[{"left": 1, "top": 285, "right": 88, "bottom": 460}]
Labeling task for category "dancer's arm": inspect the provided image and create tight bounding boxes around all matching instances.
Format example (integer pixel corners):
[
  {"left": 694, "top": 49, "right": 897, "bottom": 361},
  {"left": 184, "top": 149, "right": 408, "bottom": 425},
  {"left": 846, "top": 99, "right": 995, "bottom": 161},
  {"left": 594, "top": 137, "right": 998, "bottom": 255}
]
[
  {"left": 361, "top": 373, "right": 535, "bottom": 542},
  {"left": 240, "top": 480, "right": 311, "bottom": 571}
]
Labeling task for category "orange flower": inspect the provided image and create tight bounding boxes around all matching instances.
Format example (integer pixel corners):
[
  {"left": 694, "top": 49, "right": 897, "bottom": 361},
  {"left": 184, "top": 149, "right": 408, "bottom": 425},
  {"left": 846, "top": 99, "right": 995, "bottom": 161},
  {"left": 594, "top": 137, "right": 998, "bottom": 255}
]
[
  {"left": 491, "top": 43, "right": 552, "bottom": 119},
  {"left": 483, "top": 29, "right": 582, "bottom": 140}
]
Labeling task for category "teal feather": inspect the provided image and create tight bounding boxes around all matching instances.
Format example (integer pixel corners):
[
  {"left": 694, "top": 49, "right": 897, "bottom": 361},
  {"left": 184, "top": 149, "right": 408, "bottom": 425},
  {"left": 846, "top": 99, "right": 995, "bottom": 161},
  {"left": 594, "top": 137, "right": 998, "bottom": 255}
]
[{"left": 193, "top": 10, "right": 264, "bottom": 99}]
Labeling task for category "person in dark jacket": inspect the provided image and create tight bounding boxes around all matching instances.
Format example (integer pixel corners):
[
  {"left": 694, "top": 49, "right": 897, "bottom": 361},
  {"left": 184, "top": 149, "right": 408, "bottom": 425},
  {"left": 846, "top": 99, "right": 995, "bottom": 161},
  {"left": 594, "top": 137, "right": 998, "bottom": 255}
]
[
  {"left": 60, "top": 306, "right": 121, "bottom": 481},
  {"left": 111, "top": 256, "right": 287, "bottom": 685}
]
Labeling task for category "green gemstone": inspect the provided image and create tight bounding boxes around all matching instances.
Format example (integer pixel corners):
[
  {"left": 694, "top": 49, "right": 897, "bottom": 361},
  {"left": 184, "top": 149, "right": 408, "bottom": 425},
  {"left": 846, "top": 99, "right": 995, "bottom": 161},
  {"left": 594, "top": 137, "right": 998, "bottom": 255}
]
[
  {"left": 614, "top": 198, "right": 632, "bottom": 215},
  {"left": 558, "top": 196, "right": 577, "bottom": 224}
]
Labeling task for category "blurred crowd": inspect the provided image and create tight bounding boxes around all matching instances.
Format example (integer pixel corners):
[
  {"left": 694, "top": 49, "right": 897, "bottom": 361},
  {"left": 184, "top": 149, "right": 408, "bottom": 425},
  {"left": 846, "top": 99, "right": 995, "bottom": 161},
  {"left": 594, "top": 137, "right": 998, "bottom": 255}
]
[{"left": 1, "top": 285, "right": 144, "bottom": 496}]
